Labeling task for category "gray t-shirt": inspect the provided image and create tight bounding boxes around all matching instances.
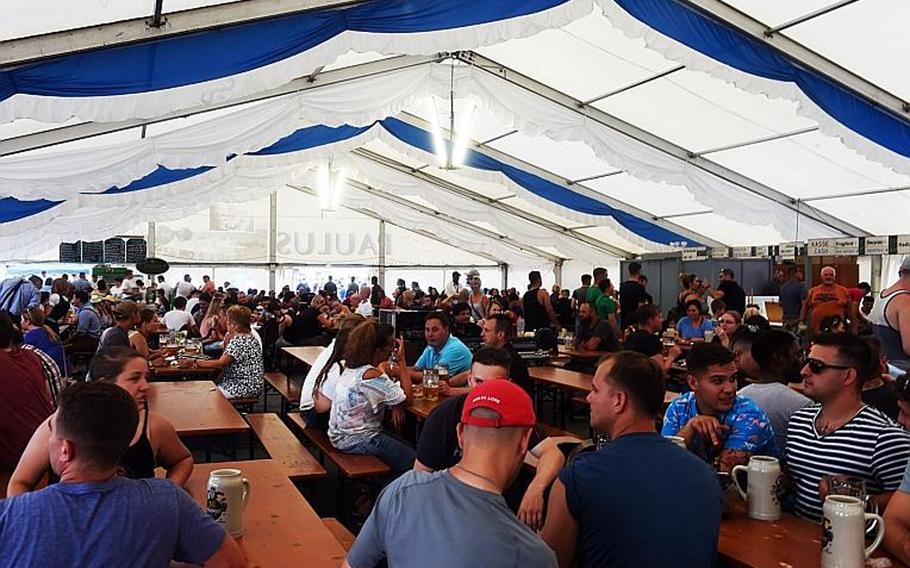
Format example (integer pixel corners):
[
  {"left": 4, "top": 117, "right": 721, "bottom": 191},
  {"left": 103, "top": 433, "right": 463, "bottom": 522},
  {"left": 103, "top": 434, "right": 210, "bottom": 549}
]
[
  {"left": 739, "top": 382, "right": 811, "bottom": 454},
  {"left": 347, "top": 470, "right": 557, "bottom": 568}
]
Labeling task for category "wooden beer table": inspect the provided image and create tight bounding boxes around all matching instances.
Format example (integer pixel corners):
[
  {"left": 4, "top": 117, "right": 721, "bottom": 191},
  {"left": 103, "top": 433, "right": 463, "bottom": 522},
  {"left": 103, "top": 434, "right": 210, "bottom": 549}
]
[
  {"left": 150, "top": 364, "right": 219, "bottom": 381},
  {"left": 719, "top": 500, "right": 904, "bottom": 568},
  {"left": 556, "top": 345, "right": 611, "bottom": 360},
  {"left": 184, "top": 460, "right": 347, "bottom": 567},
  {"left": 282, "top": 346, "right": 325, "bottom": 368},
  {"left": 148, "top": 381, "right": 249, "bottom": 437}
]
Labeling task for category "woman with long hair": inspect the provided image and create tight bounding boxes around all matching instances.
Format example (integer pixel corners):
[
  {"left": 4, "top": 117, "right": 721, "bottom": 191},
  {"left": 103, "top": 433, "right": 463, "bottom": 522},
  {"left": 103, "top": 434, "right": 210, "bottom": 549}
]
[
  {"left": 300, "top": 315, "right": 366, "bottom": 428},
  {"left": 467, "top": 276, "right": 489, "bottom": 322},
  {"left": 328, "top": 321, "right": 413, "bottom": 475},
  {"left": 7, "top": 347, "right": 193, "bottom": 496},
  {"left": 675, "top": 299, "right": 715, "bottom": 340},
  {"left": 714, "top": 310, "right": 742, "bottom": 349},
  {"left": 178, "top": 305, "right": 263, "bottom": 399},
  {"left": 200, "top": 296, "right": 226, "bottom": 344},
  {"left": 20, "top": 307, "right": 68, "bottom": 376},
  {"left": 129, "top": 308, "right": 164, "bottom": 365}
]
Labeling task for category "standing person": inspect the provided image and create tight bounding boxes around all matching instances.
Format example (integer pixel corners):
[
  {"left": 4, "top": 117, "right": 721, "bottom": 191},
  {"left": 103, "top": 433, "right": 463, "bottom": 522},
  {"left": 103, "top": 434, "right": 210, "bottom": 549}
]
[
  {"left": 174, "top": 274, "right": 194, "bottom": 298},
  {"left": 9, "top": 346, "right": 193, "bottom": 495},
  {"left": 542, "top": 352, "right": 721, "bottom": 568},
  {"left": 369, "top": 276, "right": 385, "bottom": 306},
  {"left": 344, "top": 379, "right": 557, "bottom": 568},
  {"left": 619, "top": 262, "right": 648, "bottom": 330},
  {"left": 522, "top": 271, "right": 559, "bottom": 332},
  {"left": 156, "top": 275, "right": 173, "bottom": 301},
  {"left": 200, "top": 275, "right": 216, "bottom": 295},
  {"left": 594, "top": 279, "right": 620, "bottom": 336},
  {"left": 0, "top": 313, "right": 53, "bottom": 471},
  {"left": 347, "top": 276, "right": 360, "bottom": 298},
  {"left": 0, "top": 275, "right": 41, "bottom": 319},
  {"left": 0, "top": 382, "right": 242, "bottom": 567},
  {"left": 73, "top": 272, "right": 93, "bottom": 294},
  {"left": 738, "top": 330, "right": 811, "bottom": 454},
  {"left": 467, "top": 275, "right": 489, "bottom": 322},
  {"left": 572, "top": 274, "right": 592, "bottom": 312},
  {"left": 870, "top": 256, "right": 910, "bottom": 370},
  {"left": 323, "top": 275, "right": 338, "bottom": 299},
  {"left": 662, "top": 342, "right": 777, "bottom": 472},
  {"left": 444, "top": 270, "right": 463, "bottom": 298},
  {"left": 328, "top": 321, "right": 414, "bottom": 476},
  {"left": 786, "top": 333, "right": 910, "bottom": 522},
  {"left": 709, "top": 268, "right": 746, "bottom": 315},
  {"left": 800, "top": 265, "right": 856, "bottom": 336},
  {"left": 586, "top": 267, "right": 608, "bottom": 306}
]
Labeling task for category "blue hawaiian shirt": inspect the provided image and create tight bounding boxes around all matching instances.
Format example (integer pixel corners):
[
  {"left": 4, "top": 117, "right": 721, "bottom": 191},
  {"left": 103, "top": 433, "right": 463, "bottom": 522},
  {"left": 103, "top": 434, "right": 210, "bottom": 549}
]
[{"left": 662, "top": 392, "right": 779, "bottom": 458}]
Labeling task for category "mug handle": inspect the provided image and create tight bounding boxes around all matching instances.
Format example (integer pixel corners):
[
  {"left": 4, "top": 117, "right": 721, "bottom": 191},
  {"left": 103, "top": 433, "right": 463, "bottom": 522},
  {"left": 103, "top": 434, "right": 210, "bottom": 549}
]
[
  {"left": 863, "top": 513, "right": 885, "bottom": 558},
  {"left": 731, "top": 465, "right": 748, "bottom": 501},
  {"left": 241, "top": 478, "right": 251, "bottom": 512}
]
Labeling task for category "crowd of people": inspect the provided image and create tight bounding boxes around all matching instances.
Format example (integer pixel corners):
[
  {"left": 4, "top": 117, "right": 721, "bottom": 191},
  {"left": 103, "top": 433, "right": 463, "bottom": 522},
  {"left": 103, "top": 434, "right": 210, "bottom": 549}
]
[{"left": 2, "top": 257, "right": 910, "bottom": 567}]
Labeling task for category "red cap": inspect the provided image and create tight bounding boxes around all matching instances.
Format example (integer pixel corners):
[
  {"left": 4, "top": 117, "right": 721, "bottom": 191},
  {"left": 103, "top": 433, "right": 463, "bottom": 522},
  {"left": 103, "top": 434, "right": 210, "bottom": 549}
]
[{"left": 461, "top": 379, "right": 536, "bottom": 428}]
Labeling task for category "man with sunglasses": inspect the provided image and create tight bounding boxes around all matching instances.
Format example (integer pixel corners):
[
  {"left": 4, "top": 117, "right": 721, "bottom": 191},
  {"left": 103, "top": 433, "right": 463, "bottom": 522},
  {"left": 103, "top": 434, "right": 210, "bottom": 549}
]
[
  {"left": 662, "top": 342, "right": 777, "bottom": 473},
  {"left": 786, "top": 333, "right": 910, "bottom": 522},
  {"left": 414, "top": 347, "right": 574, "bottom": 531}
]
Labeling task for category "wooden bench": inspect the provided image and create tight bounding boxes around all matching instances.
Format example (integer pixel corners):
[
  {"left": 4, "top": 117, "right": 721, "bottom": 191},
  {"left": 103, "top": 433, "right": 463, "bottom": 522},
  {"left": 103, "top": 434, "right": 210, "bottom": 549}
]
[
  {"left": 322, "top": 518, "right": 355, "bottom": 551},
  {"left": 230, "top": 396, "right": 260, "bottom": 414},
  {"left": 286, "top": 413, "right": 390, "bottom": 479},
  {"left": 264, "top": 371, "right": 301, "bottom": 415},
  {"left": 245, "top": 413, "right": 327, "bottom": 481}
]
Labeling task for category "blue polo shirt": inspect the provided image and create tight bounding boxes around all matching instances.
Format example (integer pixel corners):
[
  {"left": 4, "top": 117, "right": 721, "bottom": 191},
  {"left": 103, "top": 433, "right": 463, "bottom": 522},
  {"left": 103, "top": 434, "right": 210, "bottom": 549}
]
[
  {"left": 414, "top": 335, "right": 472, "bottom": 375},
  {"left": 662, "top": 392, "right": 778, "bottom": 459}
]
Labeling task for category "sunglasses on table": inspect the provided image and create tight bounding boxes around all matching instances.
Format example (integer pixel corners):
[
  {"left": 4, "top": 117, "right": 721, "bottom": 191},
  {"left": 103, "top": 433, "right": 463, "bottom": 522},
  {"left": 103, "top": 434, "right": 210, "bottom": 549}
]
[{"left": 803, "top": 357, "right": 852, "bottom": 374}]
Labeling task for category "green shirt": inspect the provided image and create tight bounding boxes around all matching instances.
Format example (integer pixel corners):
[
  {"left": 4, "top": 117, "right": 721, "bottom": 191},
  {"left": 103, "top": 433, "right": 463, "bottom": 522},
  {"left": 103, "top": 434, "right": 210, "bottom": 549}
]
[
  {"left": 586, "top": 286, "right": 602, "bottom": 305},
  {"left": 596, "top": 295, "right": 617, "bottom": 321}
]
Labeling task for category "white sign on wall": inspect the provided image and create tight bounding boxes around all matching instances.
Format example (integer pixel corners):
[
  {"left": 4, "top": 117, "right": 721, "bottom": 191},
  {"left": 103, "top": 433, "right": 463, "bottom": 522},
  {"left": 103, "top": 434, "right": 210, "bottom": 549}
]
[
  {"left": 864, "top": 237, "right": 889, "bottom": 256},
  {"left": 732, "top": 246, "right": 753, "bottom": 258},
  {"left": 898, "top": 235, "right": 910, "bottom": 254},
  {"left": 779, "top": 242, "right": 798, "bottom": 260},
  {"left": 833, "top": 238, "right": 859, "bottom": 256},
  {"left": 710, "top": 247, "right": 730, "bottom": 259},
  {"left": 807, "top": 239, "right": 835, "bottom": 256}
]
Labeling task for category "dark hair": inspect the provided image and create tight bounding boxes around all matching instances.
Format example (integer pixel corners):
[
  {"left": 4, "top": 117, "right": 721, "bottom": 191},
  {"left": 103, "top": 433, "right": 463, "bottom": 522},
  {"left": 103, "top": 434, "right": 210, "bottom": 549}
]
[
  {"left": 730, "top": 325, "right": 760, "bottom": 351},
  {"left": 858, "top": 282, "right": 871, "bottom": 293},
  {"left": 634, "top": 304, "right": 661, "bottom": 326},
  {"left": 55, "top": 382, "right": 139, "bottom": 468},
  {"left": 172, "top": 296, "right": 187, "bottom": 309},
  {"left": 344, "top": 321, "right": 395, "bottom": 368},
  {"left": 895, "top": 374, "right": 910, "bottom": 402},
  {"left": 424, "top": 311, "right": 449, "bottom": 328},
  {"left": 452, "top": 303, "right": 471, "bottom": 316},
  {"left": 89, "top": 347, "right": 146, "bottom": 382},
  {"left": 528, "top": 270, "right": 542, "bottom": 284},
  {"left": 598, "top": 278, "right": 612, "bottom": 293},
  {"left": 592, "top": 267, "right": 607, "bottom": 279},
  {"left": 819, "top": 315, "right": 845, "bottom": 334},
  {"left": 313, "top": 315, "right": 366, "bottom": 398},
  {"left": 743, "top": 315, "right": 771, "bottom": 331},
  {"left": 720, "top": 268, "right": 735, "bottom": 278},
  {"left": 471, "top": 347, "right": 512, "bottom": 375},
  {"left": 628, "top": 262, "right": 642, "bottom": 275},
  {"left": 486, "top": 313, "right": 513, "bottom": 336},
  {"left": 751, "top": 330, "right": 797, "bottom": 373},
  {"left": 686, "top": 342, "right": 735, "bottom": 376},
  {"left": 604, "top": 351, "right": 664, "bottom": 417},
  {"left": 710, "top": 299, "right": 727, "bottom": 314},
  {"left": 811, "top": 333, "right": 876, "bottom": 384},
  {"left": 0, "top": 312, "right": 22, "bottom": 348},
  {"left": 684, "top": 299, "right": 704, "bottom": 314},
  {"left": 581, "top": 274, "right": 592, "bottom": 284},
  {"left": 75, "top": 290, "right": 91, "bottom": 304}
]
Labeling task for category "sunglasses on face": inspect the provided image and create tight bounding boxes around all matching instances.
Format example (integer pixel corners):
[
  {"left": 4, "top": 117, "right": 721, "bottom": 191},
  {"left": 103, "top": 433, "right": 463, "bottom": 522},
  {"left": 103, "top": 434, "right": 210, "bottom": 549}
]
[{"left": 804, "top": 357, "right": 852, "bottom": 375}]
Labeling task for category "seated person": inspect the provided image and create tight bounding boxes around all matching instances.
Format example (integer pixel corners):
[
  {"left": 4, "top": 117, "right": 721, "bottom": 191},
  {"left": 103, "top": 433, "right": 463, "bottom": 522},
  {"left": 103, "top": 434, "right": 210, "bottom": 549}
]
[
  {"left": 786, "top": 333, "right": 910, "bottom": 522},
  {"left": 9, "top": 347, "right": 193, "bottom": 495},
  {"left": 344, "top": 380, "right": 556, "bottom": 568},
  {"left": 0, "top": 382, "right": 242, "bottom": 566},
  {"left": 97, "top": 300, "right": 142, "bottom": 351},
  {"left": 662, "top": 342, "right": 777, "bottom": 472},
  {"left": 574, "top": 301, "right": 619, "bottom": 352},
  {"left": 129, "top": 308, "right": 165, "bottom": 365},
  {"left": 451, "top": 303, "right": 481, "bottom": 340},
  {"left": 542, "top": 351, "right": 721, "bottom": 567},
  {"left": 404, "top": 312, "right": 473, "bottom": 381},
  {"left": 415, "top": 348, "right": 576, "bottom": 530},
  {"left": 20, "top": 307, "right": 68, "bottom": 377},
  {"left": 448, "top": 314, "right": 531, "bottom": 395},
  {"left": 884, "top": 458, "right": 910, "bottom": 565},
  {"left": 328, "top": 321, "right": 414, "bottom": 476},
  {"left": 861, "top": 336, "right": 901, "bottom": 421},
  {"left": 676, "top": 299, "right": 715, "bottom": 340},
  {"left": 623, "top": 305, "right": 682, "bottom": 376},
  {"left": 738, "top": 330, "right": 811, "bottom": 455},
  {"left": 179, "top": 305, "right": 263, "bottom": 400},
  {"left": 162, "top": 296, "right": 197, "bottom": 334},
  {"left": 299, "top": 315, "right": 365, "bottom": 428}
]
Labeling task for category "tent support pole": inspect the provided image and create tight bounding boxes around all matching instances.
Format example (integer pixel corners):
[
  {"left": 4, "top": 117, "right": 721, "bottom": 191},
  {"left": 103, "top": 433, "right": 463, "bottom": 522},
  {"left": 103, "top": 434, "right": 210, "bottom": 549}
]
[
  {"left": 501, "top": 263, "right": 508, "bottom": 292},
  {"left": 554, "top": 259, "right": 563, "bottom": 288},
  {"left": 147, "top": 222, "right": 156, "bottom": 258},
  {"left": 378, "top": 220, "right": 387, "bottom": 292},
  {"left": 268, "top": 191, "right": 277, "bottom": 292},
  {"left": 871, "top": 255, "right": 883, "bottom": 293}
]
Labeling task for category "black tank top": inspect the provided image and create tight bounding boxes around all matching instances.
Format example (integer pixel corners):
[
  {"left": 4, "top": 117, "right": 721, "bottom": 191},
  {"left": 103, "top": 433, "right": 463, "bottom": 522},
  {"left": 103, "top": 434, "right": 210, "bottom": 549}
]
[
  {"left": 522, "top": 287, "right": 549, "bottom": 332},
  {"left": 118, "top": 404, "right": 156, "bottom": 479}
]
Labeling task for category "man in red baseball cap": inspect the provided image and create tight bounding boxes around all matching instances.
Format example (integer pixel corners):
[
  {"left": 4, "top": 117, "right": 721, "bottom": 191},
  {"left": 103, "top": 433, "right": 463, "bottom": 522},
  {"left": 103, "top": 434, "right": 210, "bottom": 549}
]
[{"left": 344, "top": 379, "right": 556, "bottom": 568}]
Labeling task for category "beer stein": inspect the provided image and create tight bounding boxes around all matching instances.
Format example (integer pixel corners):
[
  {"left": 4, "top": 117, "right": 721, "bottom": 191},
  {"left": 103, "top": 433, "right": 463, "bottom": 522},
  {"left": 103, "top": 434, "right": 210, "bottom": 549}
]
[
  {"left": 731, "top": 456, "right": 782, "bottom": 521},
  {"left": 207, "top": 468, "right": 251, "bottom": 537},
  {"left": 821, "top": 495, "right": 885, "bottom": 568}
]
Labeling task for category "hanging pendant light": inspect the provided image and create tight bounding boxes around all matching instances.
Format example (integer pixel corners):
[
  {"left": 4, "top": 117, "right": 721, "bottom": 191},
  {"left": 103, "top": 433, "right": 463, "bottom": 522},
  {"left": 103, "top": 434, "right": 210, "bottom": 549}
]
[
  {"left": 428, "top": 59, "right": 476, "bottom": 170},
  {"left": 317, "top": 160, "right": 346, "bottom": 212}
]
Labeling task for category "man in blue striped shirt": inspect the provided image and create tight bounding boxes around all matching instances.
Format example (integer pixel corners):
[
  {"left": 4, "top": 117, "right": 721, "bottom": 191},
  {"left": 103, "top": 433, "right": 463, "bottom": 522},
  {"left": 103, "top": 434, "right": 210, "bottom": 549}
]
[
  {"left": 786, "top": 334, "right": 910, "bottom": 522},
  {"left": 0, "top": 275, "right": 41, "bottom": 318}
]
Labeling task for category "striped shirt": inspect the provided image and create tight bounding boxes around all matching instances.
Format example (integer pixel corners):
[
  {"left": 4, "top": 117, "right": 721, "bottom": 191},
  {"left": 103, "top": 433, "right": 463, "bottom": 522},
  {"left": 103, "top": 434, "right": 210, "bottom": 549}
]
[
  {"left": 786, "top": 404, "right": 910, "bottom": 522},
  {"left": 19, "top": 344, "right": 63, "bottom": 408}
]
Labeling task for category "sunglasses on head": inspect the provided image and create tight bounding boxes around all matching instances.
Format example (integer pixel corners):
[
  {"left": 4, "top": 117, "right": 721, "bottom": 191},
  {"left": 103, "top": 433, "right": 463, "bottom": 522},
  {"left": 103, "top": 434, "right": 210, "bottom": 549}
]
[{"left": 804, "top": 357, "right": 852, "bottom": 375}]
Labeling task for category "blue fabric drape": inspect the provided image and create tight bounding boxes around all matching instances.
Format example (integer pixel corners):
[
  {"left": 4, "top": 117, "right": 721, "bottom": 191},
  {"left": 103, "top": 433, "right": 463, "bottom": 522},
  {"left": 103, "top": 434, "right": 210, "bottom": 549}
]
[
  {"left": 0, "top": 0, "right": 570, "bottom": 100},
  {"left": 0, "top": 120, "right": 692, "bottom": 247},
  {"left": 615, "top": 0, "right": 910, "bottom": 160}
]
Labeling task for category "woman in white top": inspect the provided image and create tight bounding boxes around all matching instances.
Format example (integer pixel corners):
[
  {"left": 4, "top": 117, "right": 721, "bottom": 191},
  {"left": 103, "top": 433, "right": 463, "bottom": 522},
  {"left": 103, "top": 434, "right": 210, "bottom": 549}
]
[
  {"left": 468, "top": 276, "right": 489, "bottom": 322},
  {"left": 327, "top": 321, "right": 414, "bottom": 475},
  {"left": 300, "top": 314, "right": 365, "bottom": 428}
]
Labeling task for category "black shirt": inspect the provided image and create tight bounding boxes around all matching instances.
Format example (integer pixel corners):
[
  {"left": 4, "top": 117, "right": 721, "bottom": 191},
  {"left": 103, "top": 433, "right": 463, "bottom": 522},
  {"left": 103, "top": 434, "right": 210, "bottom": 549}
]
[
  {"left": 576, "top": 320, "right": 619, "bottom": 352},
  {"left": 505, "top": 343, "right": 532, "bottom": 396},
  {"left": 284, "top": 307, "right": 320, "bottom": 343},
  {"left": 522, "top": 288, "right": 550, "bottom": 332},
  {"left": 862, "top": 385, "right": 900, "bottom": 422},
  {"left": 452, "top": 321, "right": 482, "bottom": 340},
  {"left": 624, "top": 329, "right": 662, "bottom": 358},
  {"left": 717, "top": 280, "right": 746, "bottom": 314},
  {"left": 618, "top": 280, "right": 648, "bottom": 329}
]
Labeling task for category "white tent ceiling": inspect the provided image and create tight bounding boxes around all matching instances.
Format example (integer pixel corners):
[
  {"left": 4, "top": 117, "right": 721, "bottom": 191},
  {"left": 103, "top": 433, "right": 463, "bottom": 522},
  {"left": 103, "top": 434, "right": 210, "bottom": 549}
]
[{"left": 1, "top": 0, "right": 909, "bottom": 268}]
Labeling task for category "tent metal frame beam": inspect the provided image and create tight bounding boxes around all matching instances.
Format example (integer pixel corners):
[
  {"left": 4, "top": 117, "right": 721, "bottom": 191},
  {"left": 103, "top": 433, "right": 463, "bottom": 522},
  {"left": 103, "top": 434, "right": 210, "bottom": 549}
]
[
  {"left": 569, "top": 171, "right": 624, "bottom": 185},
  {"left": 352, "top": 147, "right": 633, "bottom": 258},
  {"left": 0, "top": 54, "right": 440, "bottom": 157},
  {"left": 655, "top": 209, "right": 713, "bottom": 220},
  {"left": 286, "top": 184, "right": 504, "bottom": 265},
  {"left": 398, "top": 110, "right": 726, "bottom": 248},
  {"left": 579, "top": 64, "right": 686, "bottom": 107},
  {"left": 679, "top": 0, "right": 910, "bottom": 117},
  {"left": 766, "top": 0, "right": 862, "bottom": 34},
  {"left": 0, "top": 0, "right": 366, "bottom": 67},
  {"left": 799, "top": 185, "right": 910, "bottom": 202},
  {"left": 290, "top": 180, "right": 563, "bottom": 263},
  {"left": 459, "top": 51, "right": 869, "bottom": 237},
  {"left": 695, "top": 126, "right": 819, "bottom": 156}
]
